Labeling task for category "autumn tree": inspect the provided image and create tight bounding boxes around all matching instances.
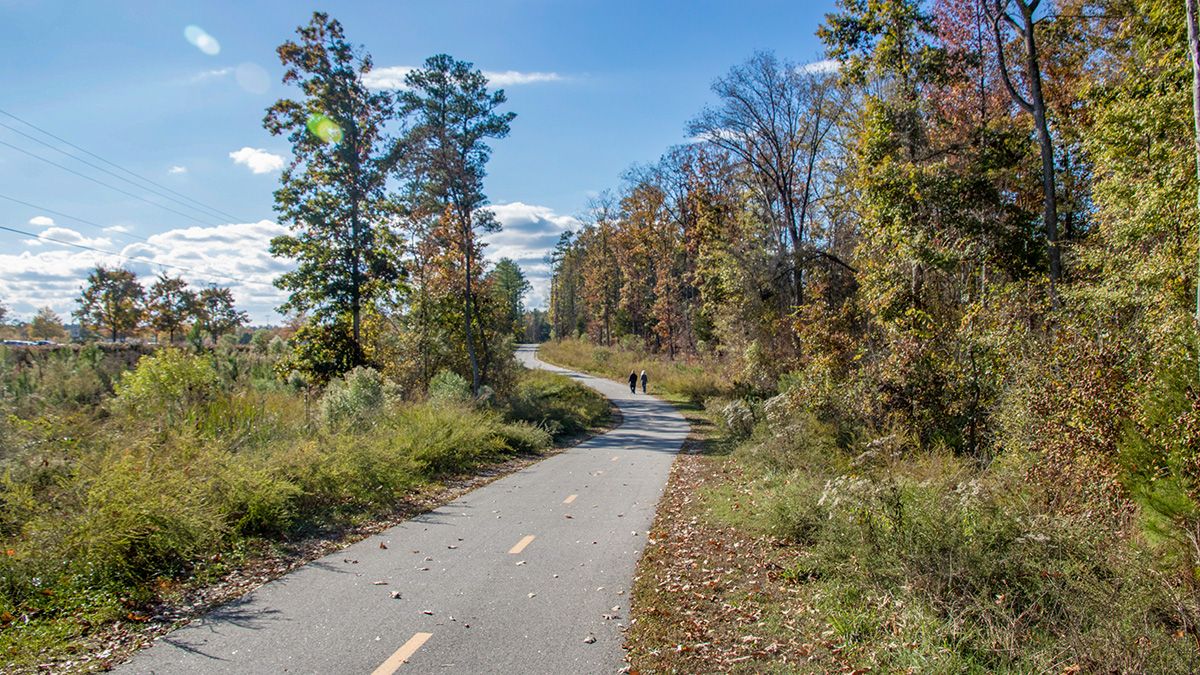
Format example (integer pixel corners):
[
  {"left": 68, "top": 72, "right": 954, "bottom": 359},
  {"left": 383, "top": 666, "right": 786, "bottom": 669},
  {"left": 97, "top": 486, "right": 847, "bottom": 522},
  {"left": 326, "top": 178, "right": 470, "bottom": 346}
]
[
  {"left": 576, "top": 193, "right": 622, "bottom": 346},
  {"left": 29, "top": 307, "right": 65, "bottom": 341},
  {"left": 195, "top": 286, "right": 249, "bottom": 345},
  {"left": 146, "top": 273, "right": 197, "bottom": 343},
  {"left": 400, "top": 54, "right": 515, "bottom": 395},
  {"left": 265, "top": 12, "right": 404, "bottom": 371},
  {"left": 687, "top": 52, "right": 845, "bottom": 308},
  {"left": 74, "top": 266, "right": 144, "bottom": 342}
]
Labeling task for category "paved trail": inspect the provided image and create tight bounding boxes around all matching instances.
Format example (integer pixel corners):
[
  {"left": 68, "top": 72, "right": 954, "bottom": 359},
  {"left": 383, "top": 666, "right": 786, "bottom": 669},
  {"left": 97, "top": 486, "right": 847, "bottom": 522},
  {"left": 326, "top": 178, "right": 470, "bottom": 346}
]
[{"left": 115, "top": 344, "right": 687, "bottom": 674}]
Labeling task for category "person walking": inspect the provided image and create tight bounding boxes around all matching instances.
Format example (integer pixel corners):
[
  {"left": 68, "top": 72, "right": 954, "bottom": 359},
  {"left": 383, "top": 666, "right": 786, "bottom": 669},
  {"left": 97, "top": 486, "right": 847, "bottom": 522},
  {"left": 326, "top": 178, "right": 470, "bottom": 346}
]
[
  {"left": 628, "top": 370, "right": 638, "bottom": 394},
  {"left": 640, "top": 369, "right": 647, "bottom": 394}
]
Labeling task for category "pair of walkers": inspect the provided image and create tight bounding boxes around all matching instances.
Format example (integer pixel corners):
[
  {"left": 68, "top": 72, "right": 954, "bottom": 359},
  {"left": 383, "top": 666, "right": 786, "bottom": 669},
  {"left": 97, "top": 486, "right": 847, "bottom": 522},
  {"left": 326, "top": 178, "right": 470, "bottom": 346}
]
[{"left": 628, "top": 369, "right": 647, "bottom": 394}]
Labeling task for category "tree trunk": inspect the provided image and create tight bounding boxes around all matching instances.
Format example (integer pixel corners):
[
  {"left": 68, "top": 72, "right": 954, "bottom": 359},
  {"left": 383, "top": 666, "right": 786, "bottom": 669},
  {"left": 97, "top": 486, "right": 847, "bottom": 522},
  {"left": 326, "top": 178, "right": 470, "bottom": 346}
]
[
  {"left": 989, "top": 0, "right": 1059, "bottom": 298},
  {"left": 1188, "top": 0, "right": 1200, "bottom": 326},
  {"left": 462, "top": 212, "right": 480, "bottom": 396},
  {"left": 1024, "top": 31, "right": 1061, "bottom": 293}
]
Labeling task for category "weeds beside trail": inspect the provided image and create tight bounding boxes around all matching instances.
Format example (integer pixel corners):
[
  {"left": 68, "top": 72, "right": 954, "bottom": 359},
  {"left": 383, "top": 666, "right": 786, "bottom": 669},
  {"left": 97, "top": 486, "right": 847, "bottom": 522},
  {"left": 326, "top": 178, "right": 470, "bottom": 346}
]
[
  {"left": 0, "top": 344, "right": 609, "bottom": 674},
  {"left": 539, "top": 338, "right": 1200, "bottom": 674}
]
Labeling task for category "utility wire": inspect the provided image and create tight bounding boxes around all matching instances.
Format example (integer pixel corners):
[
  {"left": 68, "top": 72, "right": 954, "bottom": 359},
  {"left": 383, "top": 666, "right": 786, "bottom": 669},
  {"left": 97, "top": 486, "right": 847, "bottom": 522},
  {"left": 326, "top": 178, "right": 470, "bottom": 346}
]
[
  {"left": 0, "top": 107, "right": 249, "bottom": 224},
  {"left": 0, "top": 192, "right": 154, "bottom": 244},
  {"left": 0, "top": 119, "right": 239, "bottom": 225},
  {"left": 0, "top": 223, "right": 280, "bottom": 289},
  {"left": 0, "top": 139, "right": 225, "bottom": 227}
]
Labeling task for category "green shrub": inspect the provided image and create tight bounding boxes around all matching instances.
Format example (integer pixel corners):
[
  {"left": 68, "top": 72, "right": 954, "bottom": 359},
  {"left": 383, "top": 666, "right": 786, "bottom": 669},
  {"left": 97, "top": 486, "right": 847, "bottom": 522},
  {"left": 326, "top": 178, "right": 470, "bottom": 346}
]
[
  {"left": 268, "top": 335, "right": 288, "bottom": 355},
  {"left": 504, "top": 368, "right": 609, "bottom": 439},
  {"left": 320, "top": 366, "right": 394, "bottom": 427},
  {"left": 429, "top": 369, "right": 471, "bottom": 405},
  {"left": 492, "top": 421, "right": 553, "bottom": 455},
  {"left": 112, "top": 348, "right": 217, "bottom": 425}
]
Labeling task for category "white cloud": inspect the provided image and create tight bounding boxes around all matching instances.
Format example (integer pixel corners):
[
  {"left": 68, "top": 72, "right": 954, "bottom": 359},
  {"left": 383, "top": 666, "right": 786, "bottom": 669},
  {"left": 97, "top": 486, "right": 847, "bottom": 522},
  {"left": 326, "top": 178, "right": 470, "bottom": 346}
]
[
  {"left": 230, "top": 147, "right": 285, "bottom": 174},
  {"left": 362, "top": 65, "right": 566, "bottom": 90},
  {"left": 482, "top": 70, "right": 565, "bottom": 86},
  {"left": 28, "top": 216, "right": 54, "bottom": 227},
  {"left": 24, "top": 227, "right": 112, "bottom": 249},
  {"left": 798, "top": 59, "right": 841, "bottom": 74},
  {"left": 190, "top": 67, "right": 232, "bottom": 83},
  {"left": 361, "top": 66, "right": 414, "bottom": 90},
  {"left": 1, "top": 220, "right": 293, "bottom": 324},
  {"left": 168, "top": 166, "right": 187, "bottom": 174},
  {"left": 484, "top": 203, "right": 580, "bottom": 309}
]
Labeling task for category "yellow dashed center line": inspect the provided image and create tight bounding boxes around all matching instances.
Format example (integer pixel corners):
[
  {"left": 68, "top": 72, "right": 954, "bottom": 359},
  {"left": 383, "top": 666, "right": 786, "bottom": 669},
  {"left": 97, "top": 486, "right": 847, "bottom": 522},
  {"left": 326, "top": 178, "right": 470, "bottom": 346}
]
[
  {"left": 611, "top": 456, "right": 619, "bottom": 461},
  {"left": 371, "top": 632, "right": 432, "bottom": 675},
  {"left": 563, "top": 494, "right": 578, "bottom": 504},
  {"left": 509, "top": 534, "right": 536, "bottom": 554}
]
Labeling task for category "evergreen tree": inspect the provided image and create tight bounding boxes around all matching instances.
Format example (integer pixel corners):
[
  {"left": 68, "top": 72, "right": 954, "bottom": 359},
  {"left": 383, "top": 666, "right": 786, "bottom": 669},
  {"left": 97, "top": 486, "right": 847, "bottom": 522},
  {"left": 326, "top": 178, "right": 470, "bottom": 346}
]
[
  {"left": 400, "top": 54, "right": 515, "bottom": 395},
  {"left": 265, "top": 12, "right": 404, "bottom": 372}
]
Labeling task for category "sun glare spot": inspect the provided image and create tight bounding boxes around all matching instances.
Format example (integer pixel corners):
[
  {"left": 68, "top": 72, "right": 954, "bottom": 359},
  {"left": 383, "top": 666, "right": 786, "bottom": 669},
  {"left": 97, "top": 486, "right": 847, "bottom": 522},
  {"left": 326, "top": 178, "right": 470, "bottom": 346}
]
[
  {"left": 236, "top": 62, "right": 271, "bottom": 94},
  {"left": 184, "top": 25, "right": 220, "bottom": 56},
  {"left": 306, "top": 114, "right": 343, "bottom": 144}
]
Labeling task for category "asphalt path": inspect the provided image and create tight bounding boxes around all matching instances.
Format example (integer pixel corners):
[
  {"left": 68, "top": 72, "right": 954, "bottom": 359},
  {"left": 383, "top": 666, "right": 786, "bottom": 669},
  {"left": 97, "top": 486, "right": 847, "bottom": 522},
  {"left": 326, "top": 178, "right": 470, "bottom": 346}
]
[{"left": 114, "top": 344, "right": 687, "bottom": 674}]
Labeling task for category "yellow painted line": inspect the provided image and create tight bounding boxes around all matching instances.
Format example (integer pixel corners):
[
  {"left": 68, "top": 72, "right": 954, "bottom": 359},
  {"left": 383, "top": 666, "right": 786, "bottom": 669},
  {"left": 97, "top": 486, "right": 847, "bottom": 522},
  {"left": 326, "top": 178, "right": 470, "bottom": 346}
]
[
  {"left": 371, "top": 632, "right": 432, "bottom": 675},
  {"left": 509, "top": 535, "right": 536, "bottom": 554},
  {"left": 563, "top": 494, "right": 578, "bottom": 504},
  {"left": 611, "top": 456, "right": 618, "bottom": 461}
]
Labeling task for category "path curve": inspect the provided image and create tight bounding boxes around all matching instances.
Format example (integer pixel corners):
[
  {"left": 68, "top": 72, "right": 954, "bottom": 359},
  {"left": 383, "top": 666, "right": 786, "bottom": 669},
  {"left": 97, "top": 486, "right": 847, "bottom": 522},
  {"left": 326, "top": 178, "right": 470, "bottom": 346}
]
[{"left": 114, "top": 344, "right": 687, "bottom": 674}]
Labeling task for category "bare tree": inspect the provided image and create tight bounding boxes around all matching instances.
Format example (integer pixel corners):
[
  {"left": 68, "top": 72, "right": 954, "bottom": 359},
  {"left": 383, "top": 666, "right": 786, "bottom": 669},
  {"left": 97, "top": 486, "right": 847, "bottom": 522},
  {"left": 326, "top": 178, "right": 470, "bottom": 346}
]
[
  {"left": 687, "top": 52, "right": 845, "bottom": 305},
  {"left": 985, "top": 0, "right": 1061, "bottom": 293}
]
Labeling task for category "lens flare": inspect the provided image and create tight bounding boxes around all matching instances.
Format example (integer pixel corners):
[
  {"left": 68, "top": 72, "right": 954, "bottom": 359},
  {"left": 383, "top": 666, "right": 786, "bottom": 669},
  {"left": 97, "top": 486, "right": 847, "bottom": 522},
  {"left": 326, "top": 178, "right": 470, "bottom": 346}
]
[
  {"left": 236, "top": 62, "right": 271, "bottom": 94},
  {"left": 184, "top": 25, "right": 220, "bottom": 56},
  {"left": 306, "top": 114, "right": 343, "bottom": 144}
]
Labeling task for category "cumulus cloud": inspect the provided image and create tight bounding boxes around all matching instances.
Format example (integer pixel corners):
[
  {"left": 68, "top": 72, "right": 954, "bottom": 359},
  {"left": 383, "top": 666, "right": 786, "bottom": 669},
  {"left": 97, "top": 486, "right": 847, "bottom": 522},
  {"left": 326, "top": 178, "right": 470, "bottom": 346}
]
[
  {"left": 23, "top": 227, "right": 113, "bottom": 249},
  {"left": 168, "top": 166, "right": 187, "bottom": 174},
  {"left": 1, "top": 220, "right": 293, "bottom": 324},
  {"left": 230, "top": 147, "right": 285, "bottom": 174},
  {"left": 483, "top": 202, "right": 580, "bottom": 309},
  {"left": 28, "top": 216, "right": 54, "bottom": 227},
  {"left": 362, "top": 66, "right": 566, "bottom": 90}
]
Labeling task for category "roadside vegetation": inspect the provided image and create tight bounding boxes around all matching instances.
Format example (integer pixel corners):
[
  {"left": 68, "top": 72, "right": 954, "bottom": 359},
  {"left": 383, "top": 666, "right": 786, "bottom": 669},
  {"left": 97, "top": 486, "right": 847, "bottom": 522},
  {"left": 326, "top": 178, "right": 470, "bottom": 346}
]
[
  {"left": 541, "top": 338, "right": 1200, "bottom": 673},
  {"left": 537, "top": 0, "right": 1200, "bottom": 672},
  {"left": 0, "top": 342, "right": 608, "bottom": 673}
]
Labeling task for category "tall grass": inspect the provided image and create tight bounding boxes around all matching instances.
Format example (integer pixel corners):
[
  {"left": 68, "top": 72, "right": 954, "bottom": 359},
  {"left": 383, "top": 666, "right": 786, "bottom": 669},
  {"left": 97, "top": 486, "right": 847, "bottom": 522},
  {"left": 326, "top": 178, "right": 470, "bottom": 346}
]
[
  {"left": 723, "top": 390, "right": 1200, "bottom": 673},
  {"left": 0, "top": 346, "right": 606, "bottom": 670}
]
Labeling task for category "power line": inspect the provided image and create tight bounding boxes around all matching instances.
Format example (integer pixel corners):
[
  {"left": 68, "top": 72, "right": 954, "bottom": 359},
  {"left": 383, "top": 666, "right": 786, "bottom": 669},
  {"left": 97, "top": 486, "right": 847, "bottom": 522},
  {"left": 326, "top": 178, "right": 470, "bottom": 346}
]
[
  {"left": 0, "top": 139, "right": 226, "bottom": 228},
  {"left": 0, "top": 119, "right": 240, "bottom": 225},
  {"left": 0, "top": 107, "right": 249, "bottom": 224},
  {"left": 0, "top": 223, "right": 281, "bottom": 289},
  {"left": 0, "top": 192, "right": 154, "bottom": 244}
]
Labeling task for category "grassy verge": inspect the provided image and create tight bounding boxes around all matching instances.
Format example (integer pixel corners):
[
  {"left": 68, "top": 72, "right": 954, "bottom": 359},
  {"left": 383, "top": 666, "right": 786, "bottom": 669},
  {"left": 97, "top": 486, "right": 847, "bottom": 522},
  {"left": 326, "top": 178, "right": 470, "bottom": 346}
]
[
  {"left": 539, "top": 339, "right": 1200, "bottom": 673},
  {"left": 1, "top": 348, "right": 609, "bottom": 674}
]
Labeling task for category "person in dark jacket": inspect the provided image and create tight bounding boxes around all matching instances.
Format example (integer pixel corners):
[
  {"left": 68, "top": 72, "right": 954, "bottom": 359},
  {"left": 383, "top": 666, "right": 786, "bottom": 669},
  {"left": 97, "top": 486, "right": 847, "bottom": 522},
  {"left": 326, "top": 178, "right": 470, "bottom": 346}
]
[
  {"left": 628, "top": 370, "right": 637, "bottom": 393},
  {"left": 640, "top": 369, "right": 647, "bottom": 394}
]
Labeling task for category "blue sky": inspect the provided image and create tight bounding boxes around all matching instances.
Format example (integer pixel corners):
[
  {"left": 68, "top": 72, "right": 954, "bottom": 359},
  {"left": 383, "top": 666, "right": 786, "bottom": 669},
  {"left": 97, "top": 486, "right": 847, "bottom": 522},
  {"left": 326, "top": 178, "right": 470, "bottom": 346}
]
[{"left": 1, "top": 0, "right": 839, "bottom": 324}]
